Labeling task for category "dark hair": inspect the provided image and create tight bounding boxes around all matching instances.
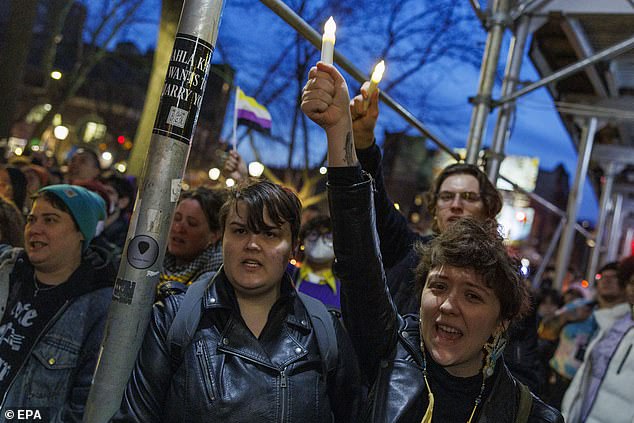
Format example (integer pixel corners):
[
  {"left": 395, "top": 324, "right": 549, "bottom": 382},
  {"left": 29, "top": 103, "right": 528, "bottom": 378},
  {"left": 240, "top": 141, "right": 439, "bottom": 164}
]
[
  {"left": 73, "top": 148, "right": 101, "bottom": 170},
  {"left": 101, "top": 174, "right": 136, "bottom": 201},
  {"left": 537, "top": 288, "right": 564, "bottom": 309},
  {"left": 180, "top": 186, "right": 228, "bottom": 233},
  {"left": 414, "top": 218, "right": 529, "bottom": 323},
  {"left": 0, "top": 196, "right": 24, "bottom": 247},
  {"left": 31, "top": 191, "right": 80, "bottom": 233},
  {"left": 424, "top": 163, "right": 502, "bottom": 233},
  {"left": 618, "top": 256, "right": 634, "bottom": 287},
  {"left": 219, "top": 179, "right": 302, "bottom": 247},
  {"left": 598, "top": 261, "right": 624, "bottom": 288},
  {"left": 299, "top": 215, "right": 332, "bottom": 242}
]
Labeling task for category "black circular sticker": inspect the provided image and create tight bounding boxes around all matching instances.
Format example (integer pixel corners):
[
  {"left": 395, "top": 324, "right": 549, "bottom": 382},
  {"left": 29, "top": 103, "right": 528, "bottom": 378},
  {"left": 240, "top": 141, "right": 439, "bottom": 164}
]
[{"left": 127, "top": 235, "right": 160, "bottom": 269}]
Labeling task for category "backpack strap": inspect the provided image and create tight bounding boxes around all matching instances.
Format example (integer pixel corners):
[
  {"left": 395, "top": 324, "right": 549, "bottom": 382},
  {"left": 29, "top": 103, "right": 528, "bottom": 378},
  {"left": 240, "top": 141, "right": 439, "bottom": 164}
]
[
  {"left": 166, "top": 270, "right": 217, "bottom": 366},
  {"left": 297, "top": 292, "right": 338, "bottom": 375},
  {"left": 515, "top": 381, "right": 533, "bottom": 423}
]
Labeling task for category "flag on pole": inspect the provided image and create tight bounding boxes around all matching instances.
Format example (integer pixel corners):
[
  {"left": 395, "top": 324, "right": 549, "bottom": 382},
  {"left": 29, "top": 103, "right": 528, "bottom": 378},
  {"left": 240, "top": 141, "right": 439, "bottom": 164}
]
[{"left": 235, "top": 87, "right": 272, "bottom": 134}]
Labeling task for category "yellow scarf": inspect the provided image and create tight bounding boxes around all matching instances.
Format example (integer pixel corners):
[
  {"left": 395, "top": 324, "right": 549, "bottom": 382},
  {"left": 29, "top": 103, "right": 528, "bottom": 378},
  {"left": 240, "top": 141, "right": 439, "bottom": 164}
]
[{"left": 298, "top": 264, "right": 337, "bottom": 294}]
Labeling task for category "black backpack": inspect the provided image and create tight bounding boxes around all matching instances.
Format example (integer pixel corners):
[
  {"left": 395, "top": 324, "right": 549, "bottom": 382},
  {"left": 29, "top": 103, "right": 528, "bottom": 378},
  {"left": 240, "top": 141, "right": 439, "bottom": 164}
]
[{"left": 166, "top": 269, "right": 339, "bottom": 376}]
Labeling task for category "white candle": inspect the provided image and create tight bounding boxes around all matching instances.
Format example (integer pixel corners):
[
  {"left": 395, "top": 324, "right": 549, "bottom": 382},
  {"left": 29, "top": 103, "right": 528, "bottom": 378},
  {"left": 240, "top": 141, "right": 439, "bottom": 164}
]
[
  {"left": 321, "top": 17, "right": 336, "bottom": 65},
  {"left": 364, "top": 60, "right": 385, "bottom": 110}
]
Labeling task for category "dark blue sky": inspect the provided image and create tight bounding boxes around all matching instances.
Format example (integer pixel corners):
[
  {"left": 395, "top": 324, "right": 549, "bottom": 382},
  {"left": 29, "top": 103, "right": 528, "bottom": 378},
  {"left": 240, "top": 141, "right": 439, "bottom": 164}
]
[{"left": 110, "top": 1, "right": 598, "bottom": 223}]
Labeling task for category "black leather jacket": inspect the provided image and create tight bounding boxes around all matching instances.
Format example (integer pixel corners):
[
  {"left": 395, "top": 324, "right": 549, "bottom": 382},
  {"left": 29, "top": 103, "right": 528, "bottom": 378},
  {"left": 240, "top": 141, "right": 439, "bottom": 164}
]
[
  {"left": 116, "top": 270, "right": 362, "bottom": 422},
  {"left": 356, "top": 144, "right": 543, "bottom": 393},
  {"left": 327, "top": 172, "right": 562, "bottom": 423}
]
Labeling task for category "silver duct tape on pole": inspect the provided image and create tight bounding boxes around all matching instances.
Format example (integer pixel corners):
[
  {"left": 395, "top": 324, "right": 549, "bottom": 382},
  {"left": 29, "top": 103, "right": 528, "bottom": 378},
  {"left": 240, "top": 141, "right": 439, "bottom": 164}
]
[{"left": 83, "top": 1, "right": 224, "bottom": 421}]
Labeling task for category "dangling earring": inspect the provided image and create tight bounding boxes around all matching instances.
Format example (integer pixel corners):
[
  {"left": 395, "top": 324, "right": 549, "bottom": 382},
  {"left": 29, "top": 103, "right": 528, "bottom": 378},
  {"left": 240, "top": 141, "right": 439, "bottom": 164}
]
[{"left": 482, "top": 329, "right": 507, "bottom": 379}]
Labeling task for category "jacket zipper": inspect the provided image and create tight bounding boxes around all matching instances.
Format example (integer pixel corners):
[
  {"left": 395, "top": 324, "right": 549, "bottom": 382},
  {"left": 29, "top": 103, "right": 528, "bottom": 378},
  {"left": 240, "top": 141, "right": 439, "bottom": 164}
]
[
  {"left": 195, "top": 340, "right": 216, "bottom": 401},
  {"left": 279, "top": 366, "right": 288, "bottom": 422},
  {"left": 0, "top": 300, "right": 71, "bottom": 408}
]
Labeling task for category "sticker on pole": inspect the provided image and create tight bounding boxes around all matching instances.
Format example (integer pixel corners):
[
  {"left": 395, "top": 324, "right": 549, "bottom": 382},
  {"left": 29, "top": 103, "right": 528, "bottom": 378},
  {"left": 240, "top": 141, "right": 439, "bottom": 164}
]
[
  {"left": 113, "top": 278, "right": 136, "bottom": 304},
  {"left": 127, "top": 235, "right": 160, "bottom": 269},
  {"left": 153, "top": 33, "right": 214, "bottom": 144}
]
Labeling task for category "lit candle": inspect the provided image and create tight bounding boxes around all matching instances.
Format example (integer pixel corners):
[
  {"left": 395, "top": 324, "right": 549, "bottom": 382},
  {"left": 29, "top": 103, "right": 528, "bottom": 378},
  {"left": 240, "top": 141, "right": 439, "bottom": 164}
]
[
  {"left": 321, "top": 17, "right": 336, "bottom": 65},
  {"left": 364, "top": 60, "right": 385, "bottom": 110}
]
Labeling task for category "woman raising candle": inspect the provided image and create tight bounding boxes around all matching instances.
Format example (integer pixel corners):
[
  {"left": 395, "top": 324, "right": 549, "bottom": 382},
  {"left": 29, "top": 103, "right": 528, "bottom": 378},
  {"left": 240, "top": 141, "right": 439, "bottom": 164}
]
[{"left": 301, "top": 61, "right": 562, "bottom": 422}]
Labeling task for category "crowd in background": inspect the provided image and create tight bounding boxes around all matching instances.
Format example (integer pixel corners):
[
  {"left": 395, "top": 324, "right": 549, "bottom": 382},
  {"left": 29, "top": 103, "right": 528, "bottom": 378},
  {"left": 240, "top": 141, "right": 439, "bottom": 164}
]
[{"left": 0, "top": 62, "right": 632, "bottom": 422}]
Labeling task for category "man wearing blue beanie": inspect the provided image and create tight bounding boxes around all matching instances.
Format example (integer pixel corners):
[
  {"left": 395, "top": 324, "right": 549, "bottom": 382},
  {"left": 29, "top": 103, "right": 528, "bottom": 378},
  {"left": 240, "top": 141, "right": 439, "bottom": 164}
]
[{"left": 0, "top": 184, "right": 116, "bottom": 421}]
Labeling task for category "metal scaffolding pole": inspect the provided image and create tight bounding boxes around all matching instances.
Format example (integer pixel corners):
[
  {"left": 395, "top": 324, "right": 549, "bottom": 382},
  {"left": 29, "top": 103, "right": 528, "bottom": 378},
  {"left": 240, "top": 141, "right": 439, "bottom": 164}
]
[
  {"left": 532, "top": 218, "right": 565, "bottom": 289},
  {"left": 498, "top": 173, "right": 592, "bottom": 239},
  {"left": 83, "top": 1, "right": 225, "bottom": 421},
  {"left": 554, "top": 117, "right": 597, "bottom": 290},
  {"left": 606, "top": 193, "right": 624, "bottom": 261},
  {"left": 466, "top": 0, "right": 511, "bottom": 164},
  {"left": 586, "top": 162, "right": 623, "bottom": 283},
  {"left": 487, "top": 14, "right": 530, "bottom": 183},
  {"left": 497, "top": 34, "right": 634, "bottom": 105}
]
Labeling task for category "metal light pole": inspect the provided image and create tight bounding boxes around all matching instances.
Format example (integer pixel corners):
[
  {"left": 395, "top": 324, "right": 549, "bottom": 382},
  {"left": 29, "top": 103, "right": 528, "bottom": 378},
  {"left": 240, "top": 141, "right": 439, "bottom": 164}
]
[
  {"left": 83, "top": 1, "right": 225, "bottom": 421},
  {"left": 554, "top": 117, "right": 597, "bottom": 290},
  {"left": 486, "top": 14, "right": 530, "bottom": 183},
  {"left": 465, "top": 0, "right": 510, "bottom": 165}
]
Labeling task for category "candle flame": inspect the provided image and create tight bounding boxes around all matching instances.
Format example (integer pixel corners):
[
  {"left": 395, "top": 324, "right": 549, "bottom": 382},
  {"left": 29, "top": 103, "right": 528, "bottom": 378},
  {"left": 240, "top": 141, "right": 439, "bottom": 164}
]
[
  {"left": 324, "top": 17, "right": 336, "bottom": 36},
  {"left": 371, "top": 60, "right": 385, "bottom": 84}
]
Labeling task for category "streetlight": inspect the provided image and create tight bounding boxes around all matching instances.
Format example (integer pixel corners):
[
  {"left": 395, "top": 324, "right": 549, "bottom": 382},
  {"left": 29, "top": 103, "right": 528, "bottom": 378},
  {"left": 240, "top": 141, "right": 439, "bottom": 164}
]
[
  {"left": 208, "top": 168, "right": 220, "bottom": 180},
  {"left": 248, "top": 161, "right": 265, "bottom": 177},
  {"left": 50, "top": 70, "right": 62, "bottom": 80},
  {"left": 53, "top": 125, "right": 69, "bottom": 140}
]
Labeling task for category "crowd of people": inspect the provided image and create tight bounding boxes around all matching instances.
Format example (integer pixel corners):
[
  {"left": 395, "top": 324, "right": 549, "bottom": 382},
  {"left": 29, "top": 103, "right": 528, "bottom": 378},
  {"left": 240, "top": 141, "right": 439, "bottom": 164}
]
[{"left": 0, "top": 60, "right": 631, "bottom": 422}]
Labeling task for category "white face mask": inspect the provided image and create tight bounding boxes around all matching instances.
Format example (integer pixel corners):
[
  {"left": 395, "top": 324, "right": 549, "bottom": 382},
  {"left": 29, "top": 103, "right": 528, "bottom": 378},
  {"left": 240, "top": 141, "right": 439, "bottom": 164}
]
[{"left": 304, "top": 236, "right": 335, "bottom": 264}]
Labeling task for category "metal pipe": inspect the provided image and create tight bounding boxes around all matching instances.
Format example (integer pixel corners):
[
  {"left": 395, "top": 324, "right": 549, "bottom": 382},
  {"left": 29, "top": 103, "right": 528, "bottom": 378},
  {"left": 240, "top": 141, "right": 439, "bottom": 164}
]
[
  {"left": 532, "top": 218, "right": 565, "bottom": 289},
  {"left": 511, "top": 0, "right": 553, "bottom": 21},
  {"left": 586, "top": 162, "right": 621, "bottom": 283},
  {"left": 258, "top": 0, "right": 459, "bottom": 160},
  {"left": 606, "top": 193, "right": 624, "bottom": 261},
  {"left": 497, "top": 34, "right": 634, "bottom": 105},
  {"left": 469, "top": 0, "right": 486, "bottom": 25},
  {"left": 554, "top": 117, "right": 597, "bottom": 290},
  {"left": 83, "top": 1, "right": 225, "bottom": 421},
  {"left": 487, "top": 14, "right": 530, "bottom": 183},
  {"left": 498, "top": 173, "right": 592, "bottom": 238},
  {"left": 466, "top": 0, "right": 511, "bottom": 164}
]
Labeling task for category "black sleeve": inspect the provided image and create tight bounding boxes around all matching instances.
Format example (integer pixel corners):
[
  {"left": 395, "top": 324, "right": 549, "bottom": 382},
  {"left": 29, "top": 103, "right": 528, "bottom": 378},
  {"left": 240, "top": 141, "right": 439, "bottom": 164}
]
[
  {"left": 356, "top": 143, "right": 419, "bottom": 270},
  {"left": 328, "top": 174, "right": 399, "bottom": 383},
  {"left": 330, "top": 313, "right": 365, "bottom": 422},
  {"left": 113, "top": 297, "right": 180, "bottom": 422}
]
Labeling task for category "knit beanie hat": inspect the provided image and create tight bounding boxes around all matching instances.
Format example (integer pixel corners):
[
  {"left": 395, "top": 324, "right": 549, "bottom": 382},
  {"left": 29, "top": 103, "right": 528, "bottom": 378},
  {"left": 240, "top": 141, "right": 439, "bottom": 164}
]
[{"left": 38, "top": 184, "right": 106, "bottom": 247}]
